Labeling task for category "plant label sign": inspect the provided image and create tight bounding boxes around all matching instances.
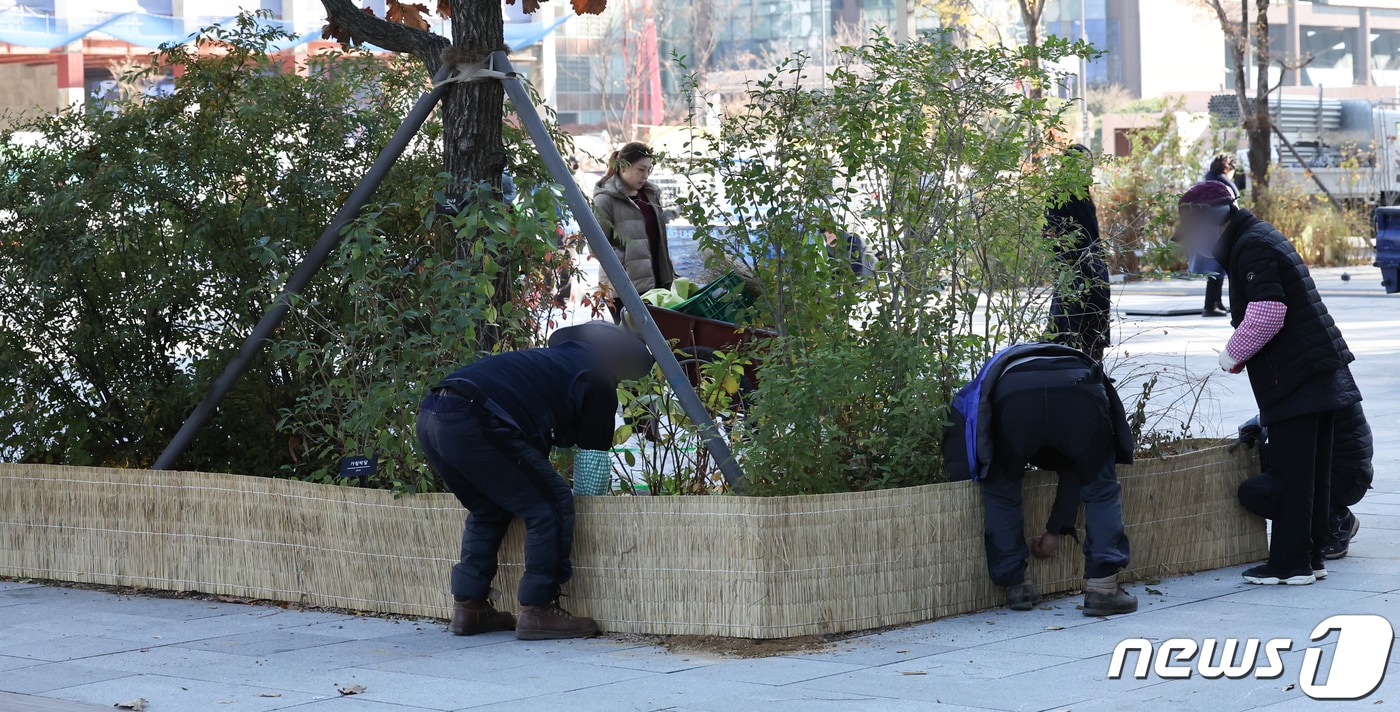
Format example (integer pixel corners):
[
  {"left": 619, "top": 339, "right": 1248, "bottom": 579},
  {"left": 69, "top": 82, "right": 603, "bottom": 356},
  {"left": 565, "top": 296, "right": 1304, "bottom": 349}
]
[{"left": 338, "top": 455, "right": 377, "bottom": 479}]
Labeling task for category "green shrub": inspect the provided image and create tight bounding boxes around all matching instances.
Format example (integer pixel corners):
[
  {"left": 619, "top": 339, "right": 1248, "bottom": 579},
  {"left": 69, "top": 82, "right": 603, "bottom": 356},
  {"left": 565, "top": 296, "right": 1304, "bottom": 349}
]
[
  {"left": 664, "top": 33, "right": 1098, "bottom": 495},
  {"left": 0, "top": 14, "right": 568, "bottom": 487}
]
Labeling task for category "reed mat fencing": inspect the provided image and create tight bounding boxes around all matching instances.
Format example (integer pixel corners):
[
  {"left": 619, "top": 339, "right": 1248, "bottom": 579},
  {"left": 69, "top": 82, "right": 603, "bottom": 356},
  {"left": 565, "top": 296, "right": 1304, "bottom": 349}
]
[{"left": 0, "top": 441, "right": 1263, "bottom": 638}]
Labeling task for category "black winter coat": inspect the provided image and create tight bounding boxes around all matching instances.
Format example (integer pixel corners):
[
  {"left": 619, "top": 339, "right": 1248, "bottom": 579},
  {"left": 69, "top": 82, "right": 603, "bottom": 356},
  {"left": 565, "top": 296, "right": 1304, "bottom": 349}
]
[{"left": 1213, "top": 210, "right": 1356, "bottom": 415}]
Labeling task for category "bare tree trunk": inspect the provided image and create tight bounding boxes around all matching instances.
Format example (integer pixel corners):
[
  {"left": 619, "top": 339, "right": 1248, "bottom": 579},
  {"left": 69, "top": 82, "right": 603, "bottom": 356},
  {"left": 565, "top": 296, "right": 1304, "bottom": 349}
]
[
  {"left": 444, "top": 0, "right": 507, "bottom": 195},
  {"left": 1018, "top": 0, "right": 1045, "bottom": 101},
  {"left": 319, "top": 0, "right": 504, "bottom": 193},
  {"left": 1247, "top": 0, "right": 1273, "bottom": 195}
]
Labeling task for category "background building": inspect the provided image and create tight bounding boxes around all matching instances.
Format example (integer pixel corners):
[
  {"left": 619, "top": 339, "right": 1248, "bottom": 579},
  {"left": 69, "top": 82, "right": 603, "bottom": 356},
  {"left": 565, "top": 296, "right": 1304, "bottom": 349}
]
[{"left": 0, "top": 0, "right": 566, "bottom": 129}]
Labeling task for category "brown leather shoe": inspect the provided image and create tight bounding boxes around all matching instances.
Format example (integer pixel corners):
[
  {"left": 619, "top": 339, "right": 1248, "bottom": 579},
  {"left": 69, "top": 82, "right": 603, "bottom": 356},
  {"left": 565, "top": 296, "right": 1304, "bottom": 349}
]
[
  {"left": 516, "top": 599, "right": 599, "bottom": 640},
  {"left": 450, "top": 598, "right": 516, "bottom": 636}
]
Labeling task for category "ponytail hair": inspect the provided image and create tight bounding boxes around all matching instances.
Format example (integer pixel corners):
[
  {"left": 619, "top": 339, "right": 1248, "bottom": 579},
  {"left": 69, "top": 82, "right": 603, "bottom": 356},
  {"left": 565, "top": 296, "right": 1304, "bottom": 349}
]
[{"left": 601, "top": 142, "right": 654, "bottom": 182}]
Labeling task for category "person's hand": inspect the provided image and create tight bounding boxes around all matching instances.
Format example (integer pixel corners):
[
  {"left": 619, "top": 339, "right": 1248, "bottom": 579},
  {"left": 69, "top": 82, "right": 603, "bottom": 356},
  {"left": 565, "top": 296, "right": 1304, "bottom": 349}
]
[
  {"left": 1218, "top": 348, "right": 1244, "bottom": 374},
  {"left": 1030, "top": 531, "right": 1061, "bottom": 559}
]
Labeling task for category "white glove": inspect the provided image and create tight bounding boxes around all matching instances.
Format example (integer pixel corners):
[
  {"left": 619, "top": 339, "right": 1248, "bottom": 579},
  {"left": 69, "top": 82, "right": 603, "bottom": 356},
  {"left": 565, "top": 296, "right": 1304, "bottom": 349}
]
[{"left": 1218, "top": 348, "right": 1241, "bottom": 373}]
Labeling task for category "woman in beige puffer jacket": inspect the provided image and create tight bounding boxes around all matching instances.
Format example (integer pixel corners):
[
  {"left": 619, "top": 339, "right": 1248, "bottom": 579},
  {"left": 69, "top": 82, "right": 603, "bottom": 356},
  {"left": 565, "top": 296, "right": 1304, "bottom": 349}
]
[{"left": 591, "top": 142, "right": 674, "bottom": 319}]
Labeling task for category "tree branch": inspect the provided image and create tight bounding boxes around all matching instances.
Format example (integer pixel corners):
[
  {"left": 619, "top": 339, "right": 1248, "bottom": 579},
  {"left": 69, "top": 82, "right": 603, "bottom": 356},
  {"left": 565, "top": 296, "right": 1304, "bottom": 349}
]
[{"left": 320, "top": 0, "right": 452, "bottom": 73}]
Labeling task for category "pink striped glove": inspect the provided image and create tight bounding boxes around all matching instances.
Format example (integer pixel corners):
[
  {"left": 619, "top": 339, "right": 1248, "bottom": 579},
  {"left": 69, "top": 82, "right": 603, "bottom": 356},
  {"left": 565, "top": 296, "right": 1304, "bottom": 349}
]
[{"left": 1219, "top": 301, "right": 1286, "bottom": 373}]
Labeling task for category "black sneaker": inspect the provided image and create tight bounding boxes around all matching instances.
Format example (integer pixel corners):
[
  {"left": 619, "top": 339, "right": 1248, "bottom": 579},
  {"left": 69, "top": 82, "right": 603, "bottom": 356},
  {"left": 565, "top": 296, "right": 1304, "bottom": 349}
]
[
  {"left": 1322, "top": 511, "right": 1360, "bottom": 560},
  {"left": 1310, "top": 553, "right": 1328, "bottom": 580},
  {"left": 1243, "top": 563, "right": 1316, "bottom": 585},
  {"left": 1006, "top": 582, "right": 1040, "bottom": 611},
  {"left": 1202, "top": 306, "right": 1229, "bottom": 318}
]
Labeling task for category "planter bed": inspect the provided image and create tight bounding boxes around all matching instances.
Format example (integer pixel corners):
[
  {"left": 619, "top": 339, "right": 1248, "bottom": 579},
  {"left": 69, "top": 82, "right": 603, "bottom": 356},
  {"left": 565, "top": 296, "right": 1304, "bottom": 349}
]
[{"left": 0, "top": 441, "right": 1264, "bottom": 638}]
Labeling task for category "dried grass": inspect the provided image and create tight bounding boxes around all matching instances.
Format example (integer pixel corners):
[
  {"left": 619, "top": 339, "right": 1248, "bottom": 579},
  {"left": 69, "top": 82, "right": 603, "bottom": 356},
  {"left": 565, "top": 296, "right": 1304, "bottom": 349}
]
[{"left": 0, "top": 441, "right": 1263, "bottom": 638}]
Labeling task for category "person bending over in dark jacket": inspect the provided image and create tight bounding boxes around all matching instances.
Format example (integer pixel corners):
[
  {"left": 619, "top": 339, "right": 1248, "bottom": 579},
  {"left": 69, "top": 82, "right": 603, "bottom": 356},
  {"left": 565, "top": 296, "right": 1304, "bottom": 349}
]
[
  {"left": 946, "top": 343, "right": 1138, "bottom": 616},
  {"left": 1235, "top": 401, "right": 1373, "bottom": 559},
  {"left": 1175, "top": 180, "right": 1361, "bottom": 586},
  {"left": 416, "top": 322, "right": 652, "bottom": 640}
]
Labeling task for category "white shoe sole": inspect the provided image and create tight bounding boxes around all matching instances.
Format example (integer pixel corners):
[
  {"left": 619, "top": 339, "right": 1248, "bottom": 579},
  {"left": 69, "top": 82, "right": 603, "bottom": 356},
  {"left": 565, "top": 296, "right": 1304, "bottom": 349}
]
[
  {"left": 1244, "top": 573, "right": 1316, "bottom": 585},
  {"left": 1313, "top": 569, "right": 1328, "bottom": 579}
]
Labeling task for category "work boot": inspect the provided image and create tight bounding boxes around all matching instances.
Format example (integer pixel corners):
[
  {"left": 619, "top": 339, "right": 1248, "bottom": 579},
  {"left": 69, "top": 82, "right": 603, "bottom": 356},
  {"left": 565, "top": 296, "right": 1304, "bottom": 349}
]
[
  {"left": 1083, "top": 575, "right": 1138, "bottom": 616},
  {"left": 1005, "top": 574, "right": 1040, "bottom": 611},
  {"left": 516, "top": 599, "right": 600, "bottom": 640},
  {"left": 450, "top": 595, "right": 516, "bottom": 636},
  {"left": 1322, "top": 509, "right": 1360, "bottom": 560}
]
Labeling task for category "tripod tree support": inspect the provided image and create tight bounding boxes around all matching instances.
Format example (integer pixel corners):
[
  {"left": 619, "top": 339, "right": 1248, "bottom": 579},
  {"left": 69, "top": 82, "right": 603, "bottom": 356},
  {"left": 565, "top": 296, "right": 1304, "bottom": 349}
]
[
  {"left": 154, "top": 55, "right": 745, "bottom": 488},
  {"left": 491, "top": 51, "right": 744, "bottom": 488}
]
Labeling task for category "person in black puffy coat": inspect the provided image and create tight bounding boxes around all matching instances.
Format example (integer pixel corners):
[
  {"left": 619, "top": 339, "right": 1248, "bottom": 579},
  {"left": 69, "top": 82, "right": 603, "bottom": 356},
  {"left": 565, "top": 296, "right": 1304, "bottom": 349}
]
[
  {"left": 1176, "top": 180, "right": 1362, "bottom": 586},
  {"left": 1236, "top": 401, "right": 1373, "bottom": 559}
]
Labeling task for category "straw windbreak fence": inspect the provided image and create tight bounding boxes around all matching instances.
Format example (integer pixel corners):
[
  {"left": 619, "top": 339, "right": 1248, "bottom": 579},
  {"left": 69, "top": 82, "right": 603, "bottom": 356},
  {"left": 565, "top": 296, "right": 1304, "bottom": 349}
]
[{"left": 0, "top": 442, "right": 1264, "bottom": 638}]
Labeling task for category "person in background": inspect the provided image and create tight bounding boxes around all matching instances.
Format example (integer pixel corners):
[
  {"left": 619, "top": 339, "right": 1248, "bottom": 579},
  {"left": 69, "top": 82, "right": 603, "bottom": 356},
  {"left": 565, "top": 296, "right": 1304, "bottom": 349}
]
[
  {"left": 1176, "top": 180, "right": 1361, "bottom": 586},
  {"left": 824, "top": 230, "right": 873, "bottom": 277},
  {"left": 1045, "top": 144, "right": 1111, "bottom": 361},
  {"left": 415, "top": 322, "right": 653, "bottom": 640},
  {"left": 1194, "top": 155, "right": 1240, "bottom": 317},
  {"left": 592, "top": 142, "right": 674, "bottom": 322}
]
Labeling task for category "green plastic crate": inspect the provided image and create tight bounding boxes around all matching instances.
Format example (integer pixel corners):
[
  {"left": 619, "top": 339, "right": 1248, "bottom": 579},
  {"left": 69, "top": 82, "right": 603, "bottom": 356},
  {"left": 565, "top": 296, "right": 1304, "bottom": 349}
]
[{"left": 672, "top": 271, "right": 754, "bottom": 323}]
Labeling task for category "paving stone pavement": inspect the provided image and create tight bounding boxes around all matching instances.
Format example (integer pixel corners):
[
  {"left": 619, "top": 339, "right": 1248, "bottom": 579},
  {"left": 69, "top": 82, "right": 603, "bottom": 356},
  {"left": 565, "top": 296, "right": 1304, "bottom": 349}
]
[{"left": 1, "top": 268, "right": 1397, "bottom": 711}]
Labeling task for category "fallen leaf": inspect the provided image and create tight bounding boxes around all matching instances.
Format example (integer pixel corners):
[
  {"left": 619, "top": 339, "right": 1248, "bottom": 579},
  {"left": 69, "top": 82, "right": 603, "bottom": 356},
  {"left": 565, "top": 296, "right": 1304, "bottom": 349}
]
[
  {"left": 895, "top": 649, "right": 909, "bottom": 654},
  {"left": 259, "top": 693, "right": 282, "bottom": 698},
  {"left": 899, "top": 670, "right": 927, "bottom": 676},
  {"left": 1045, "top": 625, "right": 1065, "bottom": 631},
  {"left": 339, "top": 684, "right": 368, "bottom": 696},
  {"left": 114, "top": 700, "right": 147, "bottom": 712},
  {"left": 1284, "top": 684, "right": 1296, "bottom": 691},
  {"left": 1145, "top": 587, "right": 1163, "bottom": 595}
]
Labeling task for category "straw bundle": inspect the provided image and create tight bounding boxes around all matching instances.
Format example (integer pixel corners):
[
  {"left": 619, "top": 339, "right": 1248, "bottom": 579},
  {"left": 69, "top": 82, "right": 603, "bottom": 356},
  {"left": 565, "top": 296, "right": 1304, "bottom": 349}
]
[{"left": 0, "top": 441, "right": 1264, "bottom": 638}]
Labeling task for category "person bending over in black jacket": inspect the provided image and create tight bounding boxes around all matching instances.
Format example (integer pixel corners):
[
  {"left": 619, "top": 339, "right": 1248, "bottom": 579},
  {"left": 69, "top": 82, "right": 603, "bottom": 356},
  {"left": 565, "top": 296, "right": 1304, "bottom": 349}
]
[
  {"left": 416, "top": 322, "right": 652, "bottom": 640},
  {"left": 946, "top": 343, "right": 1138, "bottom": 616},
  {"left": 1175, "top": 180, "right": 1361, "bottom": 586}
]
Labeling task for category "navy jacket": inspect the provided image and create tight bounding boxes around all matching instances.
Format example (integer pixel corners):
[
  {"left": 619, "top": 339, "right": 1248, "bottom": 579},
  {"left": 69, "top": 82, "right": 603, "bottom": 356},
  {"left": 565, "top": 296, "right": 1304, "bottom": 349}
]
[
  {"left": 436, "top": 342, "right": 617, "bottom": 453},
  {"left": 945, "top": 343, "right": 1133, "bottom": 482}
]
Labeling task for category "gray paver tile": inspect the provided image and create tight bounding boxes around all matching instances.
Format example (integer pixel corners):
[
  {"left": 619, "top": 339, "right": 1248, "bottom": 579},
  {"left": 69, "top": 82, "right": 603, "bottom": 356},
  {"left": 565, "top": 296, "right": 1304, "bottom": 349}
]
[
  {"left": 288, "top": 617, "right": 437, "bottom": 641},
  {"left": 308, "top": 668, "right": 534, "bottom": 710},
  {"left": 176, "top": 630, "right": 350, "bottom": 657},
  {"left": 44, "top": 673, "right": 320, "bottom": 712},
  {"left": 780, "top": 637, "right": 960, "bottom": 667},
  {"left": 456, "top": 676, "right": 880, "bottom": 712},
  {"left": 278, "top": 699, "right": 439, "bottom": 711},
  {"left": 664, "top": 656, "right": 863, "bottom": 686},
  {"left": 0, "top": 636, "right": 154, "bottom": 662},
  {"left": 415, "top": 658, "right": 654, "bottom": 695},
  {"left": 0, "top": 654, "right": 41, "bottom": 672},
  {"left": 563, "top": 645, "right": 718, "bottom": 673},
  {"left": 0, "top": 662, "right": 136, "bottom": 694}
]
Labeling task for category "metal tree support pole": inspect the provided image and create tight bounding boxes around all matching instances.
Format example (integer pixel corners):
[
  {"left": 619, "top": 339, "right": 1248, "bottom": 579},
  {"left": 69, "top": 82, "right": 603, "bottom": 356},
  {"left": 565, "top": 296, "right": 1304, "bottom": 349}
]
[
  {"left": 152, "top": 67, "right": 453, "bottom": 471},
  {"left": 492, "top": 52, "right": 745, "bottom": 488}
]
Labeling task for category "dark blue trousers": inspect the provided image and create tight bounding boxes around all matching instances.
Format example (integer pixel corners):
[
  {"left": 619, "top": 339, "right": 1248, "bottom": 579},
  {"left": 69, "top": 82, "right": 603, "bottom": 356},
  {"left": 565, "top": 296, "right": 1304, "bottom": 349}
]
[
  {"left": 979, "top": 365, "right": 1130, "bottom": 586},
  {"left": 416, "top": 392, "right": 574, "bottom": 606},
  {"left": 981, "top": 460, "right": 1131, "bottom": 586}
]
